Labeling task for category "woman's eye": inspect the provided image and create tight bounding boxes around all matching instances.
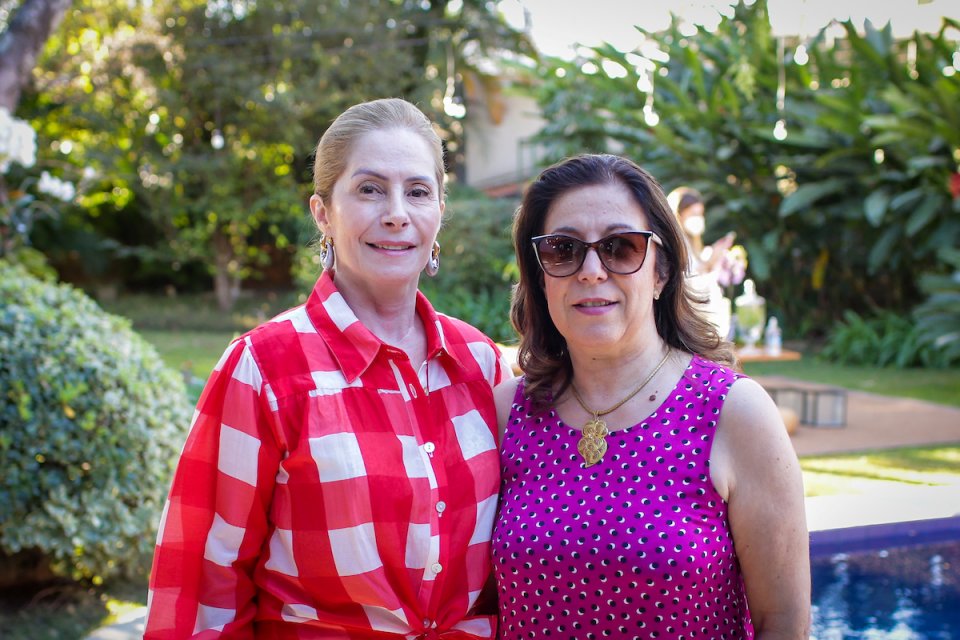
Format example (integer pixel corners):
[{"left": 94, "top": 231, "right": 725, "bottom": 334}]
[
  {"left": 358, "top": 183, "right": 381, "bottom": 195},
  {"left": 554, "top": 241, "right": 576, "bottom": 257},
  {"left": 409, "top": 186, "right": 430, "bottom": 198}
]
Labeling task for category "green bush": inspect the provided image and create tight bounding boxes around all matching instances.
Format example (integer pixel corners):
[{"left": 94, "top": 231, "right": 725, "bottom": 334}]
[
  {"left": 821, "top": 309, "right": 953, "bottom": 368},
  {"left": 0, "top": 261, "right": 191, "bottom": 584},
  {"left": 422, "top": 188, "right": 519, "bottom": 344}
]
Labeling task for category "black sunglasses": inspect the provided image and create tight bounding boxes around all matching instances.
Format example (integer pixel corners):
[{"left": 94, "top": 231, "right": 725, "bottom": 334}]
[{"left": 531, "top": 231, "right": 663, "bottom": 278}]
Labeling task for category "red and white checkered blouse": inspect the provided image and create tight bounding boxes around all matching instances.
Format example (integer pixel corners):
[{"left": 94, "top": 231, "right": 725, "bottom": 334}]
[{"left": 145, "top": 271, "right": 510, "bottom": 639}]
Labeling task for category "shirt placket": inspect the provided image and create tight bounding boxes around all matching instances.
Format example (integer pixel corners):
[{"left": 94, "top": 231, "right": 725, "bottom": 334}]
[{"left": 412, "top": 356, "right": 450, "bottom": 631}]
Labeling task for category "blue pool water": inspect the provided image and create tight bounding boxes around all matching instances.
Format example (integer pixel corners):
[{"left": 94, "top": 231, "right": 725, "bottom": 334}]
[{"left": 810, "top": 538, "right": 959, "bottom": 639}]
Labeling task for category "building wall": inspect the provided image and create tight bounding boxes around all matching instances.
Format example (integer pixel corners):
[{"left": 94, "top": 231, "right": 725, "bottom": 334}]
[{"left": 463, "top": 92, "right": 548, "bottom": 195}]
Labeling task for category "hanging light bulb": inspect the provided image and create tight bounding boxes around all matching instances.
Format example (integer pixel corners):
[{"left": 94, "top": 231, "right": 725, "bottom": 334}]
[
  {"left": 773, "top": 119, "right": 788, "bottom": 141},
  {"left": 642, "top": 67, "right": 659, "bottom": 127},
  {"left": 211, "top": 129, "right": 225, "bottom": 150},
  {"left": 643, "top": 104, "right": 660, "bottom": 127},
  {"left": 443, "top": 95, "right": 466, "bottom": 119},
  {"left": 794, "top": 44, "right": 809, "bottom": 66}
]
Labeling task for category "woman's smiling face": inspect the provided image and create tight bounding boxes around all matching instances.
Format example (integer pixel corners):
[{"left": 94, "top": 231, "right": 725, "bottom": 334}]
[
  {"left": 312, "top": 127, "right": 444, "bottom": 300},
  {"left": 541, "top": 181, "right": 664, "bottom": 357}
]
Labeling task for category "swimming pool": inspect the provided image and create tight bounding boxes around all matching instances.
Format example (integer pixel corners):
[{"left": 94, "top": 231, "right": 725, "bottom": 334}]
[{"left": 809, "top": 516, "right": 960, "bottom": 639}]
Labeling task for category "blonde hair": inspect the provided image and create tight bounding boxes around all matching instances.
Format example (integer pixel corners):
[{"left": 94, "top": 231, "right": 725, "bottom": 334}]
[{"left": 312, "top": 98, "right": 445, "bottom": 201}]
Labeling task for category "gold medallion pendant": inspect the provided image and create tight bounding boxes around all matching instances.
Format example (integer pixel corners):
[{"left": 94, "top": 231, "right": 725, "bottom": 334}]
[
  {"left": 577, "top": 418, "right": 609, "bottom": 467},
  {"left": 570, "top": 349, "right": 671, "bottom": 467}
]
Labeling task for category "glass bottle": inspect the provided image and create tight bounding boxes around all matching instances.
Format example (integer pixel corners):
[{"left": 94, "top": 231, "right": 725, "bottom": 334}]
[
  {"left": 735, "top": 279, "right": 766, "bottom": 353},
  {"left": 764, "top": 316, "right": 782, "bottom": 356}
]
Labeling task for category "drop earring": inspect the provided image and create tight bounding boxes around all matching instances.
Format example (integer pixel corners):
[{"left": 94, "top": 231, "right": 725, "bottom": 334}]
[
  {"left": 425, "top": 241, "right": 441, "bottom": 277},
  {"left": 320, "top": 235, "right": 335, "bottom": 270}
]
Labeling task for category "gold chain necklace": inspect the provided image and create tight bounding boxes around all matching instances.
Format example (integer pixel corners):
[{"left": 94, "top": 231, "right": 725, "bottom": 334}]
[{"left": 570, "top": 350, "right": 671, "bottom": 467}]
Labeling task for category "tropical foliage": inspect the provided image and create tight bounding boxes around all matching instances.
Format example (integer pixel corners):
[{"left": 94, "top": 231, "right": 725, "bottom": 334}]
[{"left": 526, "top": 0, "right": 960, "bottom": 352}]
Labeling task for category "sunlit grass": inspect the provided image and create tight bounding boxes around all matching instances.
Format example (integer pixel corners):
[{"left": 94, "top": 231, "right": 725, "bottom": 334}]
[
  {"left": 800, "top": 445, "right": 960, "bottom": 497},
  {"left": 140, "top": 329, "right": 236, "bottom": 379}
]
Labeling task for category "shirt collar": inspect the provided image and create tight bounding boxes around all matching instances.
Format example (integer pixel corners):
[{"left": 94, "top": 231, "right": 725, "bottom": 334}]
[{"left": 305, "top": 271, "right": 466, "bottom": 382}]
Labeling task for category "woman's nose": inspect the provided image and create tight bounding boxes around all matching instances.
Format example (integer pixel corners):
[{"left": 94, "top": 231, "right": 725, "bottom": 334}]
[
  {"left": 577, "top": 247, "right": 608, "bottom": 282},
  {"left": 382, "top": 189, "right": 410, "bottom": 227}
]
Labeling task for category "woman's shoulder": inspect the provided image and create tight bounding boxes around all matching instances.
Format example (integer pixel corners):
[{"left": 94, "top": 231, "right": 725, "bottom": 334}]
[
  {"left": 494, "top": 376, "right": 523, "bottom": 406},
  {"left": 688, "top": 353, "right": 746, "bottom": 384}
]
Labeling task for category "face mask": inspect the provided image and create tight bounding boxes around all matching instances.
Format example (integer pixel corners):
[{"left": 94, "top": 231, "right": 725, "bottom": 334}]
[{"left": 683, "top": 215, "right": 705, "bottom": 237}]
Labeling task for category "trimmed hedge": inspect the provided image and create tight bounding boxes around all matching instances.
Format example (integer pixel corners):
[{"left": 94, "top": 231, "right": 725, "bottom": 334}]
[{"left": 0, "top": 261, "right": 191, "bottom": 583}]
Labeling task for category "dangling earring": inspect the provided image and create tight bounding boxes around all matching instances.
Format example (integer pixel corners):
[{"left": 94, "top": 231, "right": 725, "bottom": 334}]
[
  {"left": 320, "top": 235, "right": 335, "bottom": 270},
  {"left": 425, "top": 241, "right": 441, "bottom": 277}
]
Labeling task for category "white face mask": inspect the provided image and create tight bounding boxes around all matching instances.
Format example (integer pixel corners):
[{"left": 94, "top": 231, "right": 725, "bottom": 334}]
[{"left": 683, "top": 214, "right": 705, "bottom": 237}]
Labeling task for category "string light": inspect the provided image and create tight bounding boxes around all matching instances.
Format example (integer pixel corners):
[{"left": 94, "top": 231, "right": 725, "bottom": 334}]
[
  {"left": 643, "top": 68, "right": 659, "bottom": 127},
  {"left": 907, "top": 39, "right": 918, "bottom": 80},
  {"left": 442, "top": 41, "right": 465, "bottom": 118},
  {"left": 774, "top": 36, "right": 788, "bottom": 141},
  {"left": 794, "top": 44, "right": 808, "bottom": 66}
]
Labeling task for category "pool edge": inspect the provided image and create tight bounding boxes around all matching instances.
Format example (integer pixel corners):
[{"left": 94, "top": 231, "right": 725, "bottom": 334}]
[{"left": 809, "top": 515, "right": 960, "bottom": 557}]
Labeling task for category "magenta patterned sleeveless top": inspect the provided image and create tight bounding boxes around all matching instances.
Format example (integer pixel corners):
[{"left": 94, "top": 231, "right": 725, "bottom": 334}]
[{"left": 492, "top": 356, "right": 754, "bottom": 639}]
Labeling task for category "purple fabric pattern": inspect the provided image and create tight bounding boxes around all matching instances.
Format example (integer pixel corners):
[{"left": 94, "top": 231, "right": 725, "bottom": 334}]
[{"left": 492, "top": 356, "right": 754, "bottom": 639}]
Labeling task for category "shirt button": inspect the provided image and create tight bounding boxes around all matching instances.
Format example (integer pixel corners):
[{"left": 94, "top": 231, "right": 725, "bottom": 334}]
[
  {"left": 423, "top": 442, "right": 436, "bottom": 453},
  {"left": 431, "top": 562, "right": 443, "bottom": 574},
  {"left": 436, "top": 501, "right": 446, "bottom": 514}
]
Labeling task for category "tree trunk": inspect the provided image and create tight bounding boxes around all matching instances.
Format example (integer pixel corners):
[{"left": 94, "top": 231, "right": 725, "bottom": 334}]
[
  {"left": 212, "top": 226, "right": 238, "bottom": 311},
  {"left": 0, "top": 0, "right": 72, "bottom": 113}
]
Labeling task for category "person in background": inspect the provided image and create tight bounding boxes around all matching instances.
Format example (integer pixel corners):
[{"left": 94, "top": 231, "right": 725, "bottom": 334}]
[
  {"left": 668, "top": 186, "right": 736, "bottom": 277},
  {"left": 145, "top": 98, "right": 511, "bottom": 639},
  {"left": 492, "top": 154, "right": 810, "bottom": 639},
  {"left": 669, "top": 186, "right": 739, "bottom": 339}
]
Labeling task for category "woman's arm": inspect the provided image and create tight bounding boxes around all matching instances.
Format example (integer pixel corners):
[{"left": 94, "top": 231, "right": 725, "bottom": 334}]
[
  {"left": 493, "top": 377, "right": 522, "bottom": 446},
  {"left": 711, "top": 377, "right": 811, "bottom": 639},
  {"left": 145, "top": 338, "right": 281, "bottom": 639}
]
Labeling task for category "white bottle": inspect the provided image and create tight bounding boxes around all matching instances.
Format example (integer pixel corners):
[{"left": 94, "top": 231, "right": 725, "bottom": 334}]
[{"left": 764, "top": 316, "right": 782, "bottom": 356}]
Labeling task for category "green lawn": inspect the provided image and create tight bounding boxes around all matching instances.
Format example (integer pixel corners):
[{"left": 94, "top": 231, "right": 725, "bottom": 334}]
[{"left": 140, "top": 329, "right": 237, "bottom": 379}]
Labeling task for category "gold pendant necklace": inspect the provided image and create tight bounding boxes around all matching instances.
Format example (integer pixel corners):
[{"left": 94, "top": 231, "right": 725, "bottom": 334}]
[{"left": 571, "top": 349, "right": 671, "bottom": 467}]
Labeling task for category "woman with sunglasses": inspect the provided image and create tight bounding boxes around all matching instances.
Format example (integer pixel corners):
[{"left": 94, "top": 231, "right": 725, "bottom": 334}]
[{"left": 491, "top": 154, "right": 809, "bottom": 639}]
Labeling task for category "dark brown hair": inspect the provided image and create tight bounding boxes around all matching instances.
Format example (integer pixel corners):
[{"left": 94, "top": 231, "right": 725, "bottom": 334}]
[
  {"left": 675, "top": 187, "right": 704, "bottom": 216},
  {"left": 510, "top": 154, "right": 737, "bottom": 409}
]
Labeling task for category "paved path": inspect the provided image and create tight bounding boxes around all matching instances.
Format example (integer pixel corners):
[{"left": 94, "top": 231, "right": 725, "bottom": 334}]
[
  {"left": 85, "top": 380, "right": 960, "bottom": 639},
  {"left": 755, "top": 375, "right": 960, "bottom": 457}
]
